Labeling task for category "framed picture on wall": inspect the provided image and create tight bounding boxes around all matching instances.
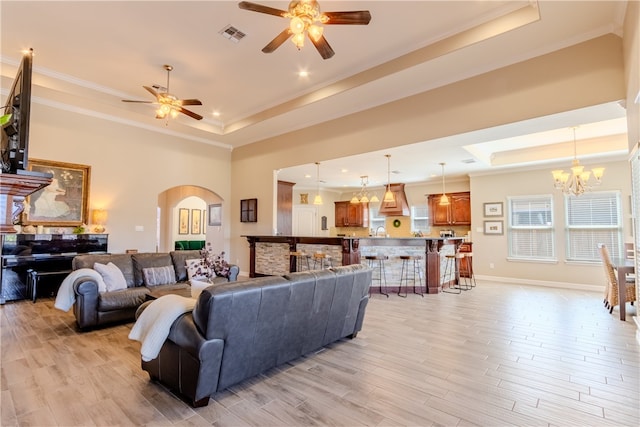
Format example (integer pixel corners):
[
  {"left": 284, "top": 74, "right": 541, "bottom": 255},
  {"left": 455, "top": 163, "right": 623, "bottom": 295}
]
[
  {"left": 24, "top": 159, "right": 91, "bottom": 226},
  {"left": 178, "top": 208, "right": 189, "bottom": 234},
  {"left": 191, "top": 209, "right": 201, "bottom": 234},
  {"left": 208, "top": 204, "right": 222, "bottom": 226},
  {"left": 240, "top": 198, "right": 257, "bottom": 223},
  {"left": 483, "top": 202, "right": 503, "bottom": 217},
  {"left": 484, "top": 220, "right": 504, "bottom": 235}
]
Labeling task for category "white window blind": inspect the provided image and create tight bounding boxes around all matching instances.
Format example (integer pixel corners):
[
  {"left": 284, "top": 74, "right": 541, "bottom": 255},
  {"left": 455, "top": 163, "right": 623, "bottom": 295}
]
[
  {"left": 508, "top": 195, "right": 555, "bottom": 260},
  {"left": 411, "top": 205, "right": 430, "bottom": 234},
  {"left": 565, "top": 191, "right": 622, "bottom": 261}
]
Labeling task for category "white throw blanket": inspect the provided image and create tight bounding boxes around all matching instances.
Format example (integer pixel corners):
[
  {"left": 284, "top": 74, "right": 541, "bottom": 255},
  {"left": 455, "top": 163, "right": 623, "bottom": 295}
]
[
  {"left": 54, "top": 268, "right": 106, "bottom": 312},
  {"left": 128, "top": 295, "right": 196, "bottom": 362}
]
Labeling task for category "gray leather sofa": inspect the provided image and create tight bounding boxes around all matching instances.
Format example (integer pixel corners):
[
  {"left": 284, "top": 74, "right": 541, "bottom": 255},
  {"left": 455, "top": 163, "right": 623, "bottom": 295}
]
[
  {"left": 140, "top": 263, "right": 372, "bottom": 407},
  {"left": 72, "top": 250, "right": 239, "bottom": 330}
]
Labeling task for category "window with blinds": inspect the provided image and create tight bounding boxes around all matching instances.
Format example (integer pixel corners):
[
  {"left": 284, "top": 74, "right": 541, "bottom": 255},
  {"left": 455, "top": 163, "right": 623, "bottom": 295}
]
[
  {"left": 565, "top": 191, "right": 622, "bottom": 262},
  {"left": 508, "top": 195, "right": 555, "bottom": 260}
]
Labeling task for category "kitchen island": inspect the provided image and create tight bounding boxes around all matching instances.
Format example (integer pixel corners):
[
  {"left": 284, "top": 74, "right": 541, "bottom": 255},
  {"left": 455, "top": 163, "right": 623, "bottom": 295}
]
[{"left": 243, "top": 236, "right": 466, "bottom": 294}]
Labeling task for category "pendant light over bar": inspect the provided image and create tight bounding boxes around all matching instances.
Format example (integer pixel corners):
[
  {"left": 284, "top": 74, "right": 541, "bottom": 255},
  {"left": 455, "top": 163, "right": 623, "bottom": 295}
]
[
  {"left": 439, "top": 162, "right": 450, "bottom": 206},
  {"left": 383, "top": 154, "right": 395, "bottom": 203},
  {"left": 313, "top": 162, "right": 323, "bottom": 205}
]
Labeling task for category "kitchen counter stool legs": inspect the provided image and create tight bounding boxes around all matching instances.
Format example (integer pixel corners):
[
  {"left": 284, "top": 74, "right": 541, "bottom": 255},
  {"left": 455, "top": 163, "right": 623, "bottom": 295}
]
[
  {"left": 365, "top": 255, "right": 389, "bottom": 297},
  {"left": 398, "top": 255, "right": 424, "bottom": 297},
  {"left": 442, "top": 252, "right": 466, "bottom": 294}
]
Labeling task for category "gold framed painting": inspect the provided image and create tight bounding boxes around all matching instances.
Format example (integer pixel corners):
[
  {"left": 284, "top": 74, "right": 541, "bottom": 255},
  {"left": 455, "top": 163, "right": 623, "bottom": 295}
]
[
  {"left": 24, "top": 159, "right": 91, "bottom": 227},
  {"left": 191, "top": 209, "right": 201, "bottom": 234},
  {"left": 178, "top": 208, "right": 189, "bottom": 235}
]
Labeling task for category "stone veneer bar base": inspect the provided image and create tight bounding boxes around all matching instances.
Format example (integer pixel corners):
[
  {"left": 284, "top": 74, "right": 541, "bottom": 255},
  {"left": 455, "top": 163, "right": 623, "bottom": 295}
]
[{"left": 243, "top": 235, "right": 465, "bottom": 294}]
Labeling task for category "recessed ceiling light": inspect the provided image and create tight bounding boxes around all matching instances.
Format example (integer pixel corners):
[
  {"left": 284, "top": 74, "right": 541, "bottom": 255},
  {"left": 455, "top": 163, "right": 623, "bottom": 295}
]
[
  {"left": 298, "top": 70, "right": 309, "bottom": 78},
  {"left": 304, "top": 174, "right": 311, "bottom": 178},
  {"left": 212, "top": 111, "right": 220, "bottom": 117},
  {"left": 341, "top": 168, "right": 348, "bottom": 173}
]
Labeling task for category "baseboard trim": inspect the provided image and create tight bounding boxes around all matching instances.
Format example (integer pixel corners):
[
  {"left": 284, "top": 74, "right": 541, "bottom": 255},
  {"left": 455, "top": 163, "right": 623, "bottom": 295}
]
[{"left": 475, "top": 274, "right": 604, "bottom": 293}]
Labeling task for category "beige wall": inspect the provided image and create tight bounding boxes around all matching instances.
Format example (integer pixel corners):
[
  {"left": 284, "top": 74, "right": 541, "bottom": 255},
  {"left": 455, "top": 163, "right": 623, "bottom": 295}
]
[
  {"left": 231, "top": 35, "right": 626, "bottom": 276},
  {"left": 623, "top": 1, "right": 639, "bottom": 151},
  {"left": 27, "top": 103, "right": 232, "bottom": 254},
  {"left": 470, "top": 159, "right": 632, "bottom": 289}
]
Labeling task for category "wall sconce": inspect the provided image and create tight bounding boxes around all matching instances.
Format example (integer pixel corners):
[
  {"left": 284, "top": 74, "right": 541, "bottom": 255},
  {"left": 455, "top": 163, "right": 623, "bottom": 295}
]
[{"left": 91, "top": 209, "right": 108, "bottom": 233}]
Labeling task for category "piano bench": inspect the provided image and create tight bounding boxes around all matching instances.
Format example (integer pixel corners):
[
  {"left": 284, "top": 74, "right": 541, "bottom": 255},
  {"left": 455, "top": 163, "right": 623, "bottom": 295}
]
[{"left": 27, "top": 269, "right": 72, "bottom": 303}]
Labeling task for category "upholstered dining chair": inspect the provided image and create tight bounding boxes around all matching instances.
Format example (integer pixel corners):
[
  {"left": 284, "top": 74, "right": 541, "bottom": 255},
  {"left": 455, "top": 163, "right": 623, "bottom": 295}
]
[{"left": 598, "top": 244, "right": 636, "bottom": 315}]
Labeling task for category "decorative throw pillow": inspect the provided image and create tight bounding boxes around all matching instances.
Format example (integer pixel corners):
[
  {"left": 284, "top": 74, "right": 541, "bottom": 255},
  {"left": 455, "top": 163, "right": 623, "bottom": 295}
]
[
  {"left": 93, "top": 262, "right": 128, "bottom": 292},
  {"left": 186, "top": 258, "right": 211, "bottom": 282},
  {"left": 142, "top": 265, "right": 177, "bottom": 287}
]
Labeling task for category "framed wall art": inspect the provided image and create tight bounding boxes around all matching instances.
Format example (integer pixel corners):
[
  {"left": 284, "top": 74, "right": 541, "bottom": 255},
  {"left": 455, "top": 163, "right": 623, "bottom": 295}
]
[
  {"left": 240, "top": 198, "right": 257, "bottom": 223},
  {"left": 178, "top": 208, "right": 189, "bottom": 234},
  {"left": 208, "top": 203, "right": 222, "bottom": 226},
  {"left": 484, "top": 220, "right": 504, "bottom": 235},
  {"left": 24, "top": 159, "right": 91, "bottom": 227},
  {"left": 191, "top": 209, "right": 201, "bottom": 234},
  {"left": 483, "top": 202, "right": 503, "bottom": 217}
]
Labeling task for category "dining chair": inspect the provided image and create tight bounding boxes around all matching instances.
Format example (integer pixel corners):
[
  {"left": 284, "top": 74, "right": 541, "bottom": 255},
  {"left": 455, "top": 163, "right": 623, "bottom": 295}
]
[{"left": 598, "top": 244, "right": 637, "bottom": 315}]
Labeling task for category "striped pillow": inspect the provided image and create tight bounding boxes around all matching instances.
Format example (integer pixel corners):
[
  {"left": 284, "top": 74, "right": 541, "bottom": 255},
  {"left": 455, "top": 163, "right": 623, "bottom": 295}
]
[{"left": 142, "top": 265, "right": 177, "bottom": 287}]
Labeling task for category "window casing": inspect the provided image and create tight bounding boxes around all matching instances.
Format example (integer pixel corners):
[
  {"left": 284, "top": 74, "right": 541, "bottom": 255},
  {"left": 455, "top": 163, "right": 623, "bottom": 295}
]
[
  {"left": 369, "top": 207, "right": 385, "bottom": 234},
  {"left": 411, "top": 205, "right": 430, "bottom": 234},
  {"left": 565, "top": 191, "right": 622, "bottom": 262},
  {"left": 508, "top": 195, "right": 555, "bottom": 260}
]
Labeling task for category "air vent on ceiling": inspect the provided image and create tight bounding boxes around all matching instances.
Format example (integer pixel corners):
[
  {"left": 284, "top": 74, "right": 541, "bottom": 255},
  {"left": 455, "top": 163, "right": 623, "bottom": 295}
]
[
  {"left": 219, "top": 25, "right": 246, "bottom": 43},
  {"left": 461, "top": 158, "right": 477, "bottom": 164}
]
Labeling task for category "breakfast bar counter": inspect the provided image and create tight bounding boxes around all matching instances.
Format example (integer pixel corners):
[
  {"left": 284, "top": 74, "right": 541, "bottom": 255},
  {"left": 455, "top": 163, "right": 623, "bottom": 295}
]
[{"left": 243, "top": 236, "right": 465, "bottom": 293}]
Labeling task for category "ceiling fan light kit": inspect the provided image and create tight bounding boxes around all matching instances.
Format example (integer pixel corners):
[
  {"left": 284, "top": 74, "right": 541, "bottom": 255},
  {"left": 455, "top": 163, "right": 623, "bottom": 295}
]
[
  {"left": 122, "top": 64, "right": 203, "bottom": 122},
  {"left": 238, "top": 0, "right": 371, "bottom": 59}
]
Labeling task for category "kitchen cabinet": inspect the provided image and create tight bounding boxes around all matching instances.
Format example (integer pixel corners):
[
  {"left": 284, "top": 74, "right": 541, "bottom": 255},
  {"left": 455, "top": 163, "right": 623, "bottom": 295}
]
[
  {"left": 429, "top": 192, "right": 471, "bottom": 225},
  {"left": 335, "top": 201, "right": 369, "bottom": 227}
]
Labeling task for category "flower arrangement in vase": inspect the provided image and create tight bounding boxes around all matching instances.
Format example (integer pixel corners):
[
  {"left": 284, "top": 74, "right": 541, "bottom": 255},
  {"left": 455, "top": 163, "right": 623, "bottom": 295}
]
[{"left": 188, "top": 242, "right": 230, "bottom": 282}]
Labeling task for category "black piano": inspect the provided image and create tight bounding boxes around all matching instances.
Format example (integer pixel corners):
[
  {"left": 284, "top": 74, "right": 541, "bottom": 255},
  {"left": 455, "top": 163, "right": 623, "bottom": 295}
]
[{"left": 0, "top": 233, "right": 108, "bottom": 303}]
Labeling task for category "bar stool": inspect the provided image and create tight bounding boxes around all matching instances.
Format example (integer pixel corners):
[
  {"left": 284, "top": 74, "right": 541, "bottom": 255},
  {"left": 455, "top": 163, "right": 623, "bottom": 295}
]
[
  {"left": 289, "top": 251, "right": 310, "bottom": 272},
  {"left": 312, "top": 252, "right": 332, "bottom": 270},
  {"left": 442, "top": 252, "right": 466, "bottom": 294},
  {"left": 364, "top": 255, "right": 389, "bottom": 297},
  {"left": 462, "top": 251, "right": 476, "bottom": 288},
  {"left": 398, "top": 255, "right": 424, "bottom": 297}
]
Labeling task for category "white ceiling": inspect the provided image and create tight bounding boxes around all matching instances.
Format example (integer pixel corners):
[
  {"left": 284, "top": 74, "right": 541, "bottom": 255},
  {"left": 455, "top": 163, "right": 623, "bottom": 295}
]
[{"left": 0, "top": 1, "right": 631, "bottom": 190}]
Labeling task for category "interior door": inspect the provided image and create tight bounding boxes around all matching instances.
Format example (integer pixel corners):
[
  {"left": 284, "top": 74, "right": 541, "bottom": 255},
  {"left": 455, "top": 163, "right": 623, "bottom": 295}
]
[{"left": 293, "top": 206, "right": 317, "bottom": 236}]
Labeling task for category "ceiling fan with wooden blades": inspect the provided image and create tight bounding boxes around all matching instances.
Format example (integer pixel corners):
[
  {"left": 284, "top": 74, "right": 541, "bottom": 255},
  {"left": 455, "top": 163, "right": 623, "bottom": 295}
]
[
  {"left": 122, "top": 64, "right": 203, "bottom": 121},
  {"left": 238, "top": 0, "right": 371, "bottom": 60}
]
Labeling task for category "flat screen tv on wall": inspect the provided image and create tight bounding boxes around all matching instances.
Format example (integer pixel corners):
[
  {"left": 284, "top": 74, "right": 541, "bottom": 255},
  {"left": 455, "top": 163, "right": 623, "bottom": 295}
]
[{"left": 1, "top": 48, "right": 33, "bottom": 174}]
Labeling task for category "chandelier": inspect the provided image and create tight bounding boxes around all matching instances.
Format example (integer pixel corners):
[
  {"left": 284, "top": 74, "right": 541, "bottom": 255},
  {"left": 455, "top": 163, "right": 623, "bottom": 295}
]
[
  {"left": 350, "top": 176, "right": 379, "bottom": 204},
  {"left": 551, "top": 127, "right": 605, "bottom": 196},
  {"left": 313, "top": 162, "right": 323, "bottom": 205},
  {"left": 439, "top": 162, "right": 450, "bottom": 206}
]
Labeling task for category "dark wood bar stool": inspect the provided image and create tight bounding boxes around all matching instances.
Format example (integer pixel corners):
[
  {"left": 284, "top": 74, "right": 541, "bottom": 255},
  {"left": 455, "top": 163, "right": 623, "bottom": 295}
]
[
  {"left": 364, "top": 255, "right": 389, "bottom": 297},
  {"left": 398, "top": 255, "right": 424, "bottom": 297}
]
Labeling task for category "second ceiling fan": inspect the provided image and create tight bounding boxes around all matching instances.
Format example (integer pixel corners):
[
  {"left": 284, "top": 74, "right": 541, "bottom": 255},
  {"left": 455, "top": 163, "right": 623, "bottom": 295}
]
[
  {"left": 239, "top": 0, "right": 371, "bottom": 59},
  {"left": 122, "top": 65, "right": 203, "bottom": 121}
]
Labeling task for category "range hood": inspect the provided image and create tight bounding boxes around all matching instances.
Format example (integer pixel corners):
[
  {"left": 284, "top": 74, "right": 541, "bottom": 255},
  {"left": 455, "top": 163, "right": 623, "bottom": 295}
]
[{"left": 378, "top": 183, "right": 411, "bottom": 216}]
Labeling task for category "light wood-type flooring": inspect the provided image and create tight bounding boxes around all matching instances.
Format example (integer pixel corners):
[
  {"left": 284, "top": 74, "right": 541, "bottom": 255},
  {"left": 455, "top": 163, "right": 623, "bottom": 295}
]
[{"left": 1, "top": 281, "right": 639, "bottom": 426}]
